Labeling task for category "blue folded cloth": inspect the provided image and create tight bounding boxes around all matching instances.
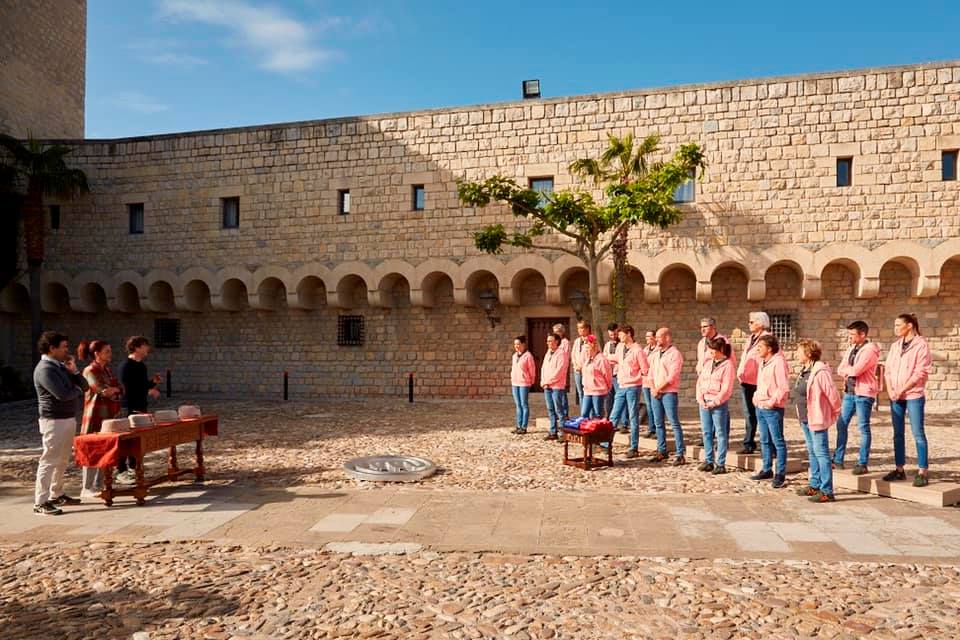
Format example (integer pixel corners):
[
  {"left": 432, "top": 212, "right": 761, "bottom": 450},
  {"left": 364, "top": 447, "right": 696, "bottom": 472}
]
[{"left": 562, "top": 417, "right": 587, "bottom": 429}]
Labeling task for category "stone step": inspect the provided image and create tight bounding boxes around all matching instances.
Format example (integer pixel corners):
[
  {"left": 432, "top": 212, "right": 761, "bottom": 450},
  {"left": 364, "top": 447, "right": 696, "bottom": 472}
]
[{"left": 832, "top": 469, "right": 960, "bottom": 507}]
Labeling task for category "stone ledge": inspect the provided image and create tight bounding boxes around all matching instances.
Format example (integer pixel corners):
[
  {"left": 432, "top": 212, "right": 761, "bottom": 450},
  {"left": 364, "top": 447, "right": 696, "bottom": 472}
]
[{"left": 833, "top": 469, "right": 960, "bottom": 507}]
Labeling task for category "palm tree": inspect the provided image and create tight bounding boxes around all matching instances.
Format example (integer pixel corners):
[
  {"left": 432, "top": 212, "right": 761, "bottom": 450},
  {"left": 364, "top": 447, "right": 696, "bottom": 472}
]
[
  {"left": 0, "top": 135, "right": 89, "bottom": 362},
  {"left": 570, "top": 133, "right": 662, "bottom": 323}
]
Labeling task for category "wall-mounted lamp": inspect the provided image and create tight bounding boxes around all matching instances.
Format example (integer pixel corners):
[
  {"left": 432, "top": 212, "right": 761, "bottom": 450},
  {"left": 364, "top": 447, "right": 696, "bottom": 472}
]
[
  {"left": 567, "top": 288, "right": 588, "bottom": 320},
  {"left": 478, "top": 288, "right": 501, "bottom": 328}
]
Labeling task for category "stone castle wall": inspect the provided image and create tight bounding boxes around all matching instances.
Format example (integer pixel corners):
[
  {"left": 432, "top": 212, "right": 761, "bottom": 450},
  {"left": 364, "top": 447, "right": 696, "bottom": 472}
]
[
  {"left": 0, "top": 0, "right": 86, "bottom": 138},
  {"left": 3, "top": 60, "right": 960, "bottom": 407}
]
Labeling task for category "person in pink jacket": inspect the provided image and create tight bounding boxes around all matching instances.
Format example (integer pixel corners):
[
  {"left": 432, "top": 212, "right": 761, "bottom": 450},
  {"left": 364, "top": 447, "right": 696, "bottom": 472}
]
[
  {"left": 541, "top": 332, "right": 570, "bottom": 441},
  {"left": 696, "top": 336, "right": 736, "bottom": 474},
  {"left": 751, "top": 334, "right": 790, "bottom": 488},
  {"left": 833, "top": 320, "right": 881, "bottom": 474},
  {"left": 882, "top": 313, "right": 933, "bottom": 487},
  {"left": 510, "top": 335, "right": 536, "bottom": 434},
  {"left": 609, "top": 325, "right": 649, "bottom": 458},
  {"left": 570, "top": 320, "right": 591, "bottom": 409},
  {"left": 794, "top": 340, "right": 842, "bottom": 503},
  {"left": 579, "top": 335, "right": 612, "bottom": 418},
  {"left": 696, "top": 317, "right": 737, "bottom": 375},
  {"left": 640, "top": 330, "right": 657, "bottom": 438},
  {"left": 648, "top": 327, "right": 686, "bottom": 465},
  {"left": 737, "top": 312, "right": 773, "bottom": 454},
  {"left": 552, "top": 323, "right": 572, "bottom": 420}
]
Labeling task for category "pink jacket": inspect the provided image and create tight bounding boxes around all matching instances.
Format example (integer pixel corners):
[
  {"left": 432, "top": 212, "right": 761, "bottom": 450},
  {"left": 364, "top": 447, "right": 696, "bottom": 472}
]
[
  {"left": 618, "top": 343, "right": 649, "bottom": 388},
  {"left": 696, "top": 357, "right": 736, "bottom": 408},
  {"left": 581, "top": 352, "right": 613, "bottom": 396},
  {"left": 650, "top": 345, "right": 683, "bottom": 394},
  {"left": 511, "top": 351, "right": 536, "bottom": 387},
  {"left": 885, "top": 335, "right": 932, "bottom": 401},
  {"left": 571, "top": 337, "right": 589, "bottom": 371},
  {"left": 737, "top": 331, "right": 772, "bottom": 385},
  {"left": 805, "top": 361, "right": 842, "bottom": 431},
  {"left": 753, "top": 352, "right": 790, "bottom": 409},
  {"left": 540, "top": 347, "right": 569, "bottom": 390},
  {"left": 641, "top": 345, "right": 657, "bottom": 388},
  {"left": 604, "top": 340, "right": 624, "bottom": 376},
  {"left": 836, "top": 341, "right": 880, "bottom": 398},
  {"left": 696, "top": 333, "right": 738, "bottom": 375}
]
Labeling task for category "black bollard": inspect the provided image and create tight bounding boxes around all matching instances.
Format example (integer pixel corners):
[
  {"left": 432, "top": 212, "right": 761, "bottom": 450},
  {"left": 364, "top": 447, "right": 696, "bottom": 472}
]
[
  {"left": 166, "top": 369, "right": 172, "bottom": 398},
  {"left": 408, "top": 372, "right": 414, "bottom": 403},
  {"left": 283, "top": 371, "right": 289, "bottom": 401}
]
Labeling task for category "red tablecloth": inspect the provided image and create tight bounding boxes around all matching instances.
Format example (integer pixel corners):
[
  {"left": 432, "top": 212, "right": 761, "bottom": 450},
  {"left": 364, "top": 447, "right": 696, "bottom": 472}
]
[{"left": 74, "top": 416, "right": 218, "bottom": 468}]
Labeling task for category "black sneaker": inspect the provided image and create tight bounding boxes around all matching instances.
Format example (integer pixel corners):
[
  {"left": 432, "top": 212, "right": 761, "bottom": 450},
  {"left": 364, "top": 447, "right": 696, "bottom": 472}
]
[
  {"left": 913, "top": 474, "right": 929, "bottom": 487},
  {"left": 649, "top": 452, "right": 668, "bottom": 463},
  {"left": 697, "top": 462, "right": 714, "bottom": 472},
  {"left": 832, "top": 461, "right": 845, "bottom": 470},
  {"left": 771, "top": 474, "right": 786, "bottom": 489},
  {"left": 51, "top": 494, "right": 81, "bottom": 506},
  {"left": 882, "top": 469, "right": 906, "bottom": 482},
  {"left": 543, "top": 433, "right": 558, "bottom": 441},
  {"left": 750, "top": 470, "right": 773, "bottom": 481},
  {"left": 618, "top": 426, "right": 629, "bottom": 434},
  {"left": 643, "top": 432, "right": 656, "bottom": 439},
  {"left": 852, "top": 464, "right": 869, "bottom": 475},
  {"left": 711, "top": 465, "right": 727, "bottom": 475},
  {"left": 738, "top": 447, "right": 755, "bottom": 455},
  {"left": 672, "top": 456, "right": 686, "bottom": 467},
  {"left": 34, "top": 501, "right": 62, "bottom": 516},
  {"left": 624, "top": 449, "right": 638, "bottom": 459}
]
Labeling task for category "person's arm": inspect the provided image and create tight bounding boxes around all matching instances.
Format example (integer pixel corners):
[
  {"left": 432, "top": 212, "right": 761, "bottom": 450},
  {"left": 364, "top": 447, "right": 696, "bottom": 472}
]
[
  {"left": 716, "top": 361, "right": 736, "bottom": 407},
  {"left": 848, "top": 345, "right": 879, "bottom": 378},
  {"left": 37, "top": 366, "right": 82, "bottom": 401},
  {"left": 524, "top": 353, "right": 536, "bottom": 386},
  {"left": 903, "top": 340, "right": 932, "bottom": 391},
  {"left": 772, "top": 358, "right": 791, "bottom": 406}
]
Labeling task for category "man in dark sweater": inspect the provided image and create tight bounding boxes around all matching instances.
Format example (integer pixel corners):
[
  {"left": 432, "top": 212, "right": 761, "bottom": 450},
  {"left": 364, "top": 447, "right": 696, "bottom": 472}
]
[
  {"left": 116, "top": 335, "right": 162, "bottom": 481},
  {"left": 33, "top": 331, "right": 88, "bottom": 515}
]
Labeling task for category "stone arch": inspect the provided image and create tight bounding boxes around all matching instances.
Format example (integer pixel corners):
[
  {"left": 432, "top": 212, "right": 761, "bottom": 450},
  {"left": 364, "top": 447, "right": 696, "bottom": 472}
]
[
  {"left": 463, "top": 269, "right": 500, "bottom": 308},
  {"left": 183, "top": 279, "right": 212, "bottom": 312},
  {"left": 147, "top": 281, "right": 176, "bottom": 313},
  {"left": 219, "top": 278, "right": 250, "bottom": 311},
  {"left": 40, "top": 273, "right": 71, "bottom": 314},
  {"left": 371, "top": 260, "right": 416, "bottom": 308},
  {"left": 0, "top": 282, "right": 29, "bottom": 314},
  {"left": 334, "top": 274, "right": 369, "bottom": 309},
  {"left": 659, "top": 264, "right": 697, "bottom": 305},
  {"left": 878, "top": 259, "right": 917, "bottom": 300},
  {"left": 329, "top": 263, "right": 374, "bottom": 309},
  {"left": 418, "top": 270, "right": 455, "bottom": 308},
  {"left": 511, "top": 268, "right": 548, "bottom": 306},
  {"left": 931, "top": 239, "right": 960, "bottom": 284},
  {"left": 294, "top": 275, "right": 327, "bottom": 310},
  {"left": 623, "top": 265, "right": 646, "bottom": 310},
  {"left": 938, "top": 254, "right": 960, "bottom": 299},
  {"left": 413, "top": 259, "right": 460, "bottom": 307},
  {"left": 114, "top": 282, "right": 142, "bottom": 313},
  {"left": 78, "top": 282, "right": 108, "bottom": 314},
  {"left": 459, "top": 256, "right": 507, "bottom": 306},
  {"left": 763, "top": 261, "right": 804, "bottom": 302},
  {"left": 870, "top": 241, "right": 936, "bottom": 298},
  {"left": 710, "top": 262, "right": 749, "bottom": 304},
  {"left": 503, "top": 255, "right": 552, "bottom": 306},
  {"left": 757, "top": 246, "right": 815, "bottom": 300},
  {"left": 820, "top": 261, "right": 859, "bottom": 299},
  {"left": 557, "top": 265, "right": 590, "bottom": 311},
  {"left": 254, "top": 277, "right": 287, "bottom": 311}
]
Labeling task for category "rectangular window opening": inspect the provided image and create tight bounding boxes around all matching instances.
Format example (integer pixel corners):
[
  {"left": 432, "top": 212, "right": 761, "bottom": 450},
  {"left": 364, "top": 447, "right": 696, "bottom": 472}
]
[
  {"left": 767, "top": 311, "right": 797, "bottom": 346},
  {"left": 222, "top": 197, "right": 240, "bottom": 228},
  {"left": 154, "top": 318, "right": 181, "bottom": 348},
  {"left": 943, "top": 150, "right": 958, "bottom": 182},
  {"left": 128, "top": 203, "right": 144, "bottom": 234},
  {"left": 49, "top": 205, "right": 61, "bottom": 230},
  {"left": 338, "top": 189, "right": 351, "bottom": 215},
  {"left": 529, "top": 177, "right": 554, "bottom": 206},
  {"left": 837, "top": 157, "right": 853, "bottom": 187},
  {"left": 337, "top": 315, "right": 364, "bottom": 346},
  {"left": 412, "top": 184, "right": 425, "bottom": 211},
  {"left": 672, "top": 169, "right": 696, "bottom": 203}
]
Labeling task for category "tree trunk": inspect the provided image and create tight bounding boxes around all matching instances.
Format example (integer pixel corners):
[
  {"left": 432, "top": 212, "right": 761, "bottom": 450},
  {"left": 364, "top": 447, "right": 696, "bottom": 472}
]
[
  {"left": 612, "top": 227, "right": 628, "bottom": 323},
  {"left": 22, "top": 181, "right": 44, "bottom": 364},
  {"left": 586, "top": 252, "right": 603, "bottom": 346},
  {"left": 28, "top": 262, "right": 42, "bottom": 364}
]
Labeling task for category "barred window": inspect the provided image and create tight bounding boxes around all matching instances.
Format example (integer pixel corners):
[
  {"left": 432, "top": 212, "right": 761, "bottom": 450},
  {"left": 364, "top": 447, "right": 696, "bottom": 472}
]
[
  {"left": 767, "top": 312, "right": 796, "bottom": 345},
  {"left": 154, "top": 318, "right": 181, "bottom": 348},
  {"left": 337, "top": 315, "right": 364, "bottom": 346}
]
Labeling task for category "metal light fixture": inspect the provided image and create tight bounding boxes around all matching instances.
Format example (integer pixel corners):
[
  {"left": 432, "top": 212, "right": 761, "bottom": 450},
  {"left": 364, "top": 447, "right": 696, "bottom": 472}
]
[
  {"left": 567, "top": 288, "right": 588, "bottom": 320},
  {"left": 522, "top": 79, "right": 541, "bottom": 100},
  {"left": 478, "top": 288, "right": 501, "bottom": 328}
]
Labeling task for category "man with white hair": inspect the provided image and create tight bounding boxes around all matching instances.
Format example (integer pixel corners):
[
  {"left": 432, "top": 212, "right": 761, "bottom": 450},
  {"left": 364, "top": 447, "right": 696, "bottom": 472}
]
[{"left": 736, "top": 311, "right": 772, "bottom": 454}]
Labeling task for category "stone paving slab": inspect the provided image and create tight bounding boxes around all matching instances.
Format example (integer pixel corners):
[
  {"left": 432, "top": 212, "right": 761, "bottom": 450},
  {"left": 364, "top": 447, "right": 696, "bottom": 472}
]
[{"left": 833, "top": 467, "right": 960, "bottom": 506}]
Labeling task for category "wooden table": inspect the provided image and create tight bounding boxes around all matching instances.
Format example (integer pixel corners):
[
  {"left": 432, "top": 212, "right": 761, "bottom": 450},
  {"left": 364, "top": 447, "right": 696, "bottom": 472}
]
[
  {"left": 562, "top": 426, "right": 614, "bottom": 470},
  {"left": 74, "top": 416, "right": 218, "bottom": 506}
]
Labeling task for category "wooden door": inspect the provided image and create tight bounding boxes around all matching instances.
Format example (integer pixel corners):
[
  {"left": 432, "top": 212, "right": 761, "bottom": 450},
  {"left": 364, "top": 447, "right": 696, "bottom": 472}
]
[{"left": 526, "top": 317, "right": 570, "bottom": 392}]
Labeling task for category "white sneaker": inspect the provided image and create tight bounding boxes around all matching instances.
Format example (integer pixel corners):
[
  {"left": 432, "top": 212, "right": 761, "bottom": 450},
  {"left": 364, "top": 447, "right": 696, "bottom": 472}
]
[
  {"left": 80, "top": 489, "right": 101, "bottom": 500},
  {"left": 114, "top": 470, "right": 137, "bottom": 485}
]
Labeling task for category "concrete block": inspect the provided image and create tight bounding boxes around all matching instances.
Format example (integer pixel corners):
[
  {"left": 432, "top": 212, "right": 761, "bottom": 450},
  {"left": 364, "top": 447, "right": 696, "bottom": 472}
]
[{"left": 833, "top": 469, "right": 960, "bottom": 507}]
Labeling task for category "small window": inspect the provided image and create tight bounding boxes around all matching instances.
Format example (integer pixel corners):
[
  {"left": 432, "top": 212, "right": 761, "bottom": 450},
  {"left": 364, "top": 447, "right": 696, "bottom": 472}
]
[
  {"left": 943, "top": 150, "right": 958, "bottom": 181},
  {"left": 837, "top": 158, "right": 853, "bottom": 187},
  {"left": 49, "top": 205, "right": 61, "bottom": 230},
  {"left": 338, "top": 189, "right": 351, "bottom": 215},
  {"left": 337, "top": 315, "right": 364, "bottom": 346},
  {"left": 673, "top": 169, "right": 696, "bottom": 203},
  {"left": 154, "top": 318, "right": 181, "bottom": 348},
  {"left": 412, "top": 185, "right": 425, "bottom": 211},
  {"left": 128, "top": 203, "right": 144, "bottom": 234},
  {"left": 222, "top": 197, "right": 239, "bottom": 228},
  {"left": 529, "top": 177, "right": 554, "bottom": 206},
  {"left": 767, "top": 312, "right": 796, "bottom": 345}
]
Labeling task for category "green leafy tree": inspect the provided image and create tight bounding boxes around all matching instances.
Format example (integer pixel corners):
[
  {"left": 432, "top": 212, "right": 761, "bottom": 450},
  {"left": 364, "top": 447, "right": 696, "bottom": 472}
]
[
  {"left": 569, "top": 133, "right": 663, "bottom": 323},
  {"left": 458, "top": 138, "right": 705, "bottom": 335},
  {"left": 0, "top": 135, "right": 89, "bottom": 362}
]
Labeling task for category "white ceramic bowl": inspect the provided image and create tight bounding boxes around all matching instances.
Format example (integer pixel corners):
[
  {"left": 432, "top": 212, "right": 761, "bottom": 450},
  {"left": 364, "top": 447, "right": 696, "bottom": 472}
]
[
  {"left": 101, "top": 418, "right": 130, "bottom": 434},
  {"left": 178, "top": 405, "right": 201, "bottom": 419},
  {"left": 128, "top": 414, "right": 155, "bottom": 429},
  {"left": 154, "top": 410, "right": 179, "bottom": 423}
]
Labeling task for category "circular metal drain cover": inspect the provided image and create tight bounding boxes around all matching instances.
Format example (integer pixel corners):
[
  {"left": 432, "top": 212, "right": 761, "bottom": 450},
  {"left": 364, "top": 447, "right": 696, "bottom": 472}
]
[{"left": 344, "top": 455, "right": 437, "bottom": 482}]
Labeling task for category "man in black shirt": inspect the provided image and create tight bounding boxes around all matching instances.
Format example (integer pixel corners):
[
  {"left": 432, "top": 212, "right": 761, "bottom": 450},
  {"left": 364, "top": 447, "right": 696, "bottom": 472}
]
[{"left": 116, "top": 335, "right": 162, "bottom": 481}]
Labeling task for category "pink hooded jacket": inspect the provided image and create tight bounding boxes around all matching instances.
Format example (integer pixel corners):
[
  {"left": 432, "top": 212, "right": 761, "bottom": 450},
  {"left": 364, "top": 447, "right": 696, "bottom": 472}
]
[
  {"left": 804, "top": 361, "right": 842, "bottom": 431},
  {"left": 737, "top": 330, "right": 772, "bottom": 386},
  {"left": 753, "top": 351, "right": 790, "bottom": 409},
  {"left": 540, "top": 347, "right": 569, "bottom": 390},
  {"left": 884, "top": 335, "right": 932, "bottom": 401},
  {"left": 511, "top": 350, "right": 536, "bottom": 387},
  {"left": 618, "top": 343, "right": 649, "bottom": 388},
  {"left": 650, "top": 345, "right": 683, "bottom": 395},
  {"left": 696, "top": 357, "right": 736, "bottom": 408},
  {"left": 836, "top": 341, "right": 881, "bottom": 398},
  {"left": 696, "top": 333, "right": 738, "bottom": 375},
  {"left": 582, "top": 352, "right": 613, "bottom": 396},
  {"left": 571, "top": 337, "right": 589, "bottom": 372}
]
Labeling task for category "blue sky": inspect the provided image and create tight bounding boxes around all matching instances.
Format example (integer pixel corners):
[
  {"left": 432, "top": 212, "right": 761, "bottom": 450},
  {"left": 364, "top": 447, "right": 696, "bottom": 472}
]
[{"left": 86, "top": 0, "right": 960, "bottom": 138}]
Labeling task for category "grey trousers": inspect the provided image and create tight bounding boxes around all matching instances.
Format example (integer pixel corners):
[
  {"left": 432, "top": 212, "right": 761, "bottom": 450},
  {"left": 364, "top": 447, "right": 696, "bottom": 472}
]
[{"left": 35, "top": 417, "right": 75, "bottom": 505}]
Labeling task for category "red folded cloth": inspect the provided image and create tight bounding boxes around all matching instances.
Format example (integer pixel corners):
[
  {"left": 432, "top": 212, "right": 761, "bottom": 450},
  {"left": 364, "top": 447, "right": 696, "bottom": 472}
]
[{"left": 74, "top": 433, "right": 121, "bottom": 468}]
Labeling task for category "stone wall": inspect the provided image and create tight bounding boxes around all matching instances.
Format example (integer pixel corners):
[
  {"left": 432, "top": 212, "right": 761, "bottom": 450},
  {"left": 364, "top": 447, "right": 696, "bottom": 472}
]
[{"left": 0, "top": 0, "right": 86, "bottom": 139}]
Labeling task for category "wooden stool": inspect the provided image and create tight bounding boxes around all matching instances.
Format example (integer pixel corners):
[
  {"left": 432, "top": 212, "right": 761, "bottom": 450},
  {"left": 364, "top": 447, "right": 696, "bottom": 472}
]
[{"left": 562, "top": 427, "right": 614, "bottom": 470}]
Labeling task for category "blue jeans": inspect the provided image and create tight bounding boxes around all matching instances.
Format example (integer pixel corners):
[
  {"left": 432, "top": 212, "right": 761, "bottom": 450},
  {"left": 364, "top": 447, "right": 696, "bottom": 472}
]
[
  {"left": 756, "top": 407, "right": 786, "bottom": 476},
  {"left": 544, "top": 388, "right": 565, "bottom": 435},
  {"left": 559, "top": 388, "right": 569, "bottom": 418},
  {"left": 740, "top": 383, "right": 758, "bottom": 449},
  {"left": 610, "top": 385, "right": 641, "bottom": 449},
  {"left": 890, "top": 397, "right": 929, "bottom": 469},
  {"left": 606, "top": 377, "right": 622, "bottom": 425},
  {"left": 511, "top": 385, "right": 530, "bottom": 429},
  {"left": 642, "top": 386, "right": 655, "bottom": 434},
  {"left": 580, "top": 394, "right": 604, "bottom": 418},
  {"left": 833, "top": 394, "right": 875, "bottom": 466},
  {"left": 699, "top": 403, "right": 729, "bottom": 466},
  {"left": 651, "top": 392, "right": 684, "bottom": 457},
  {"left": 801, "top": 422, "right": 833, "bottom": 496},
  {"left": 573, "top": 371, "right": 584, "bottom": 406}
]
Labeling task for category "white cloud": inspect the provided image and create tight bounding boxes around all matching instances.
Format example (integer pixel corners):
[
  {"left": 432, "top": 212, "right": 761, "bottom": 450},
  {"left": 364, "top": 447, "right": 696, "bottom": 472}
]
[
  {"left": 129, "top": 39, "right": 209, "bottom": 67},
  {"left": 158, "top": 0, "right": 340, "bottom": 73},
  {"left": 108, "top": 92, "right": 171, "bottom": 114}
]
